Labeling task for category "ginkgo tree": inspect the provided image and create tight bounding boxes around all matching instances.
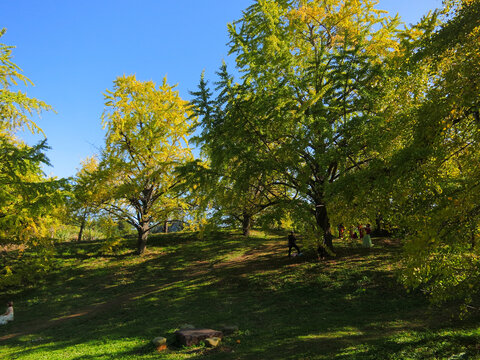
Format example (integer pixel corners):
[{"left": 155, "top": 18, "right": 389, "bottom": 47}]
[
  {"left": 0, "top": 28, "right": 66, "bottom": 289},
  {"left": 336, "top": 0, "right": 480, "bottom": 311},
  {"left": 96, "top": 75, "right": 195, "bottom": 255},
  {"left": 0, "top": 28, "right": 64, "bottom": 242},
  {"left": 384, "top": 0, "right": 480, "bottom": 311},
  {"left": 211, "top": 0, "right": 402, "bottom": 249},
  {"left": 190, "top": 67, "right": 291, "bottom": 236},
  {"left": 68, "top": 156, "right": 100, "bottom": 241},
  {"left": 0, "top": 28, "right": 52, "bottom": 135}
]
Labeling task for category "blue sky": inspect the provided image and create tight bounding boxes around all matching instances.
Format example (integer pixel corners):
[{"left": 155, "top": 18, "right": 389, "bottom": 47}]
[{"left": 1, "top": 0, "right": 442, "bottom": 179}]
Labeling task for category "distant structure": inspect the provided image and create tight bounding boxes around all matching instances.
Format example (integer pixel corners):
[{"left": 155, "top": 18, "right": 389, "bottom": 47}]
[{"left": 151, "top": 220, "right": 184, "bottom": 234}]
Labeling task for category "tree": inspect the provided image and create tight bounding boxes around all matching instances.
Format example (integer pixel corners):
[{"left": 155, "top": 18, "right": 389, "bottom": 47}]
[
  {"left": 374, "top": 0, "right": 480, "bottom": 311},
  {"left": 321, "top": 9, "right": 443, "bottom": 233},
  {"left": 97, "top": 75, "right": 195, "bottom": 255},
  {"left": 0, "top": 29, "right": 66, "bottom": 289},
  {"left": 68, "top": 156, "right": 100, "bottom": 241},
  {"left": 0, "top": 28, "right": 52, "bottom": 135},
  {"left": 0, "top": 28, "right": 63, "bottom": 241},
  {"left": 0, "top": 137, "right": 64, "bottom": 241},
  {"left": 190, "top": 67, "right": 291, "bottom": 236},
  {"left": 217, "top": 0, "right": 401, "bottom": 249}
]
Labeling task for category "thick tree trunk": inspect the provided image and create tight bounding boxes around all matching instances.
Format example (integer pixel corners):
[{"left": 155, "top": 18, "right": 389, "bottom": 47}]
[
  {"left": 164, "top": 220, "right": 169, "bottom": 234},
  {"left": 242, "top": 213, "right": 252, "bottom": 236},
  {"left": 315, "top": 202, "right": 333, "bottom": 251},
  {"left": 77, "top": 216, "right": 86, "bottom": 242},
  {"left": 137, "top": 223, "right": 149, "bottom": 255}
]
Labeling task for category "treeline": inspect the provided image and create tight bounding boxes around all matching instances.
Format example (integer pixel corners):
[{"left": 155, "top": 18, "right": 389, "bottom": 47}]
[{"left": 1, "top": 0, "right": 479, "bottom": 313}]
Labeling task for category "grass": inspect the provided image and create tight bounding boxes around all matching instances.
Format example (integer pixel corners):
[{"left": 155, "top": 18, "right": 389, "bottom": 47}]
[{"left": 1, "top": 231, "right": 479, "bottom": 359}]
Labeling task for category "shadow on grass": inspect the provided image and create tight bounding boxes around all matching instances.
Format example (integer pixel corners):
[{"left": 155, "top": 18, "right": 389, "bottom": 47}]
[{"left": 1, "top": 232, "right": 479, "bottom": 359}]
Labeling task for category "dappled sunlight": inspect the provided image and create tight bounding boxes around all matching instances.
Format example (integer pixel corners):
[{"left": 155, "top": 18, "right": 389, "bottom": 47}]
[
  {"left": 1, "top": 231, "right": 479, "bottom": 359},
  {"left": 1, "top": 0, "right": 478, "bottom": 358},
  {"left": 298, "top": 327, "right": 364, "bottom": 340}
]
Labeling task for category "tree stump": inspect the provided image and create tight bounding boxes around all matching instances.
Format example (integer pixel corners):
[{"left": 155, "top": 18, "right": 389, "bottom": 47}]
[{"left": 175, "top": 328, "right": 223, "bottom": 346}]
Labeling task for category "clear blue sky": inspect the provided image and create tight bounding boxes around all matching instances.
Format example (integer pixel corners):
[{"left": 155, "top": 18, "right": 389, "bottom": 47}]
[{"left": 1, "top": 0, "right": 442, "bottom": 179}]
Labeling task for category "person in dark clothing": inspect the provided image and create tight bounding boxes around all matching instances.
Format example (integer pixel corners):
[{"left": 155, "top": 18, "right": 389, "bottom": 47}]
[
  {"left": 288, "top": 231, "right": 302, "bottom": 257},
  {"left": 350, "top": 226, "right": 358, "bottom": 239}
]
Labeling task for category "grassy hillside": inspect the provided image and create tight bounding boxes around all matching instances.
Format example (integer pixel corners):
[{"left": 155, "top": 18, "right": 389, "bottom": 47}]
[{"left": 1, "top": 231, "right": 479, "bottom": 359}]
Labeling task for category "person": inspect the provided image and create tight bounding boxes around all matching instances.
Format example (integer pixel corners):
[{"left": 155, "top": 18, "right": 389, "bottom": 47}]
[
  {"left": 363, "top": 224, "right": 373, "bottom": 248},
  {"left": 288, "top": 230, "right": 302, "bottom": 257},
  {"left": 350, "top": 226, "right": 358, "bottom": 240},
  {"left": 358, "top": 224, "right": 364, "bottom": 241},
  {"left": 337, "top": 224, "right": 345, "bottom": 238},
  {"left": 0, "top": 301, "right": 14, "bottom": 325}
]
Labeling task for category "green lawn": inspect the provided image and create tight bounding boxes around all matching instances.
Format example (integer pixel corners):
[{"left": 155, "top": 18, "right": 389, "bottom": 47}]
[{"left": 1, "top": 231, "right": 479, "bottom": 359}]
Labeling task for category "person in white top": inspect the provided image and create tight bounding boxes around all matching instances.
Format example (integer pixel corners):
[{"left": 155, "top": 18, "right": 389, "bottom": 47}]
[{"left": 0, "top": 301, "right": 14, "bottom": 325}]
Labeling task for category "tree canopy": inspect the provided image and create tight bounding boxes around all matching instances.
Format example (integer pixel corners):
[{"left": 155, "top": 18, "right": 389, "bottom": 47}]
[
  {"left": 1, "top": 0, "right": 479, "bottom": 314},
  {"left": 95, "top": 75, "right": 195, "bottom": 254},
  {"left": 0, "top": 29, "right": 66, "bottom": 289},
  {"left": 196, "top": 0, "right": 402, "bottom": 248}
]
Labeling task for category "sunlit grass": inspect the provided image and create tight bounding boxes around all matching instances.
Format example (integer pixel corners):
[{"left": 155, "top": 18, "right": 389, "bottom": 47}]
[
  {"left": 0, "top": 231, "right": 479, "bottom": 359},
  {"left": 298, "top": 327, "right": 364, "bottom": 340}
]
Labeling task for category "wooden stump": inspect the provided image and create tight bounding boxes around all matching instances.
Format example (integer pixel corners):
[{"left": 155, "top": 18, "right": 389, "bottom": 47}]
[{"left": 175, "top": 328, "right": 223, "bottom": 346}]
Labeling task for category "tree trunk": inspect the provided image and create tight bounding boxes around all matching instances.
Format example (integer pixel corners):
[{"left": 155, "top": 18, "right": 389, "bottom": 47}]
[
  {"left": 375, "top": 214, "right": 383, "bottom": 233},
  {"left": 77, "top": 215, "right": 86, "bottom": 242},
  {"left": 137, "top": 223, "right": 149, "bottom": 255},
  {"left": 471, "top": 225, "right": 476, "bottom": 250},
  {"left": 242, "top": 212, "right": 252, "bottom": 236},
  {"left": 315, "top": 202, "right": 333, "bottom": 251},
  {"left": 164, "top": 220, "right": 169, "bottom": 234}
]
